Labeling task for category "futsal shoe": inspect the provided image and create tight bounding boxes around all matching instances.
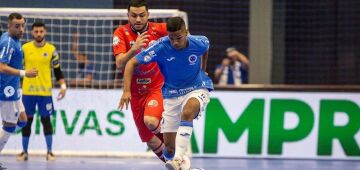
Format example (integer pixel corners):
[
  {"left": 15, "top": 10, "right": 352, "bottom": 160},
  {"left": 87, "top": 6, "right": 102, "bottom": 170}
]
[
  {"left": 165, "top": 155, "right": 191, "bottom": 170},
  {"left": 46, "top": 152, "right": 56, "bottom": 161},
  {"left": 0, "top": 162, "right": 7, "bottom": 170},
  {"left": 16, "top": 152, "right": 28, "bottom": 161}
]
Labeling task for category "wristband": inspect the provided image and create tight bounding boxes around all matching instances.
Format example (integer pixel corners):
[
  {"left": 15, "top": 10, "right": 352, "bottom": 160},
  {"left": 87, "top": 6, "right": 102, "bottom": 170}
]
[
  {"left": 60, "top": 84, "right": 67, "bottom": 90},
  {"left": 19, "top": 70, "right": 26, "bottom": 77}
]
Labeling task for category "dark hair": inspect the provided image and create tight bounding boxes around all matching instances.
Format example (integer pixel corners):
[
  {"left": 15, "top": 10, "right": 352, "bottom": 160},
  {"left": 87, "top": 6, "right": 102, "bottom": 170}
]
[
  {"left": 8, "top": 13, "right": 23, "bottom": 21},
  {"left": 32, "top": 21, "right": 46, "bottom": 30},
  {"left": 166, "top": 17, "right": 185, "bottom": 32},
  {"left": 127, "top": 0, "right": 148, "bottom": 11}
]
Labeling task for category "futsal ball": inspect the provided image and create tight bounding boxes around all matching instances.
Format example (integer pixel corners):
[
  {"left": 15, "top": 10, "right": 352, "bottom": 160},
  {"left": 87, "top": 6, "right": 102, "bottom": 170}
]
[{"left": 180, "top": 155, "right": 191, "bottom": 170}]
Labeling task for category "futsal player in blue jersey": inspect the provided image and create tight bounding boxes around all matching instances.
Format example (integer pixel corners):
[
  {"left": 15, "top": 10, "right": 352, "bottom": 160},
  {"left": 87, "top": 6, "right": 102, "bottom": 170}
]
[
  {"left": 0, "top": 13, "right": 38, "bottom": 169},
  {"left": 119, "top": 17, "right": 213, "bottom": 170}
]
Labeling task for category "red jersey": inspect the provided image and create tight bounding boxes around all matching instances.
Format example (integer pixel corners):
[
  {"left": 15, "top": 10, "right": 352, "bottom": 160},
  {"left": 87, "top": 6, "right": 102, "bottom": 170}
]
[{"left": 113, "top": 22, "right": 167, "bottom": 96}]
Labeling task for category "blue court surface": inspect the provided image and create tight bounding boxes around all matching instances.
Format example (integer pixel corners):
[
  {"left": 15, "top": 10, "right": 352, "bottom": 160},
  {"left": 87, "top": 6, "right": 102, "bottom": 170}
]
[{"left": 1, "top": 155, "right": 359, "bottom": 170}]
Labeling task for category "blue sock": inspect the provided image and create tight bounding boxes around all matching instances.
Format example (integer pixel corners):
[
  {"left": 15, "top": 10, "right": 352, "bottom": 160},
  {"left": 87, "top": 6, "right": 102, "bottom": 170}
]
[
  {"left": 45, "top": 135, "right": 52, "bottom": 152},
  {"left": 180, "top": 120, "right": 193, "bottom": 127},
  {"left": 163, "top": 147, "right": 174, "bottom": 161},
  {"left": 22, "top": 136, "right": 30, "bottom": 153}
]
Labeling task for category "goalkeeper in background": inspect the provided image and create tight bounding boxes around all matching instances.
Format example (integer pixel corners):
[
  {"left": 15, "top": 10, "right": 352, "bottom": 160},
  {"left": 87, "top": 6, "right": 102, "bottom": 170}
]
[
  {"left": 113, "top": 0, "right": 167, "bottom": 162},
  {"left": 17, "top": 21, "right": 67, "bottom": 161}
]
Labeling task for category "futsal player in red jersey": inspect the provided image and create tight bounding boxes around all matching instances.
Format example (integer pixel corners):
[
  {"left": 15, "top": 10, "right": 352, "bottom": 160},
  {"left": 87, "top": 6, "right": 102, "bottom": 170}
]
[{"left": 113, "top": 0, "right": 167, "bottom": 162}]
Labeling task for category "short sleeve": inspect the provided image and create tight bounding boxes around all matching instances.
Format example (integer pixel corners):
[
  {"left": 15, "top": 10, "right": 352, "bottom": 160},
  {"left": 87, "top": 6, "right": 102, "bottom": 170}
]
[
  {"left": 0, "top": 39, "right": 13, "bottom": 64},
  {"left": 135, "top": 39, "right": 163, "bottom": 64},
  {"left": 113, "top": 27, "right": 128, "bottom": 56}
]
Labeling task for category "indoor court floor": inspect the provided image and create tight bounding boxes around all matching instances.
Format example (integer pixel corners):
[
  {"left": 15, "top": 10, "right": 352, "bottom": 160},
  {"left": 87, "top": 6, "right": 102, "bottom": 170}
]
[{"left": 1, "top": 155, "right": 359, "bottom": 170}]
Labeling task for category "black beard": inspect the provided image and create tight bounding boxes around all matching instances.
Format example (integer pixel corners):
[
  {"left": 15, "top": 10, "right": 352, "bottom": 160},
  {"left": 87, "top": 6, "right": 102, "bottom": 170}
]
[{"left": 35, "top": 38, "right": 44, "bottom": 43}]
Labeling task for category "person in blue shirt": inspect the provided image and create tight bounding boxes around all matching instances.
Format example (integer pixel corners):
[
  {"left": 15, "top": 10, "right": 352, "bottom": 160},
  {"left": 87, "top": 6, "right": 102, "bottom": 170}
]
[
  {"left": 214, "top": 47, "right": 249, "bottom": 86},
  {"left": 119, "top": 16, "right": 213, "bottom": 170},
  {"left": 0, "top": 13, "right": 38, "bottom": 169}
]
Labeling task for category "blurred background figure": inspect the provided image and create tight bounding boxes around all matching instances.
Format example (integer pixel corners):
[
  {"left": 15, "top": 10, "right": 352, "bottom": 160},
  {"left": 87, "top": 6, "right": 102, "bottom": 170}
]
[
  {"left": 71, "top": 32, "right": 95, "bottom": 84},
  {"left": 214, "top": 47, "right": 250, "bottom": 86}
]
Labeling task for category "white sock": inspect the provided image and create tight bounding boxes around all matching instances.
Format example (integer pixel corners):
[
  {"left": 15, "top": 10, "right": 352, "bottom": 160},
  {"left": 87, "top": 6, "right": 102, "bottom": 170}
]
[
  {"left": 175, "top": 125, "right": 193, "bottom": 159},
  {"left": 0, "top": 129, "right": 11, "bottom": 152}
]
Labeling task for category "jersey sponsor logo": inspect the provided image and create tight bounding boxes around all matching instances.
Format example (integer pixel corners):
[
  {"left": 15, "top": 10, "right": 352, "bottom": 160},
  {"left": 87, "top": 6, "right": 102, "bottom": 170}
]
[
  {"left": 113, "top": 36, "right": 120, "bottom": 45},
  {"left": 148, "top": 50, "right": 157, "bottom": 57},
  {"left": 188, "top": 54, "right": 197, "bottom": 65},
  {"left": 4, "top": 86, "right": 15, "bottom": 97},
  {"left": 136, "top": 78, "right": 151, "bottom": 84},
  {"left": 166, "top": 57, "right": 175, "bottom": 62},
  {"left": 178, "top": 86, "right": 196, "bottom": 95},
  {"left": 147, "top": 99, "right": 159, "bottom": 107},
  {"left": 143, "top": 55, "right": 152, "bottom": 62}
]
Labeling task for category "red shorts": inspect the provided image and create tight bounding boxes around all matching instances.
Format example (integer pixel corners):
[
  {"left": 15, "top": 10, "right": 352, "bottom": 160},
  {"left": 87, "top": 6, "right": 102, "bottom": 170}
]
[{"left": 130, "top": 90, "right": 163, "bottom": 142}]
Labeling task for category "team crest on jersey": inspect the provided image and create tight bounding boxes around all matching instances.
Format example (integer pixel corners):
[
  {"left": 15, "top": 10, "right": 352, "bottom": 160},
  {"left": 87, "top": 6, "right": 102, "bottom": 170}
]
[
  {"left": 43, "top": 53, "right": 48, "bottom": 57},
  {"left": 4, "top": 86, "right": 15, "bottom": 97},
  {"left": 147, "top": 99, "right": 159, "bottom": 107},
  {"left": 113, "top": 36, "right": 120, "bottom": 45},
  {"left": 188, "top": 54, "right": 197, "bottom": 65}
]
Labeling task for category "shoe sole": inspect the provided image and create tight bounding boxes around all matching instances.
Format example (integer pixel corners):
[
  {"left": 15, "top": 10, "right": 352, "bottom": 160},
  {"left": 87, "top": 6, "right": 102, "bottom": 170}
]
[{"left": 165, "top": 162, "right": 177, "bottom": 170}]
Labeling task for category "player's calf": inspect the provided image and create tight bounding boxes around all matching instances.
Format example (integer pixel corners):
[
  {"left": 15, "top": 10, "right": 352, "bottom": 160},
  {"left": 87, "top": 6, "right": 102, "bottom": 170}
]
[{"left": 147, "top": 135, "right": 165, "bottom": 162}]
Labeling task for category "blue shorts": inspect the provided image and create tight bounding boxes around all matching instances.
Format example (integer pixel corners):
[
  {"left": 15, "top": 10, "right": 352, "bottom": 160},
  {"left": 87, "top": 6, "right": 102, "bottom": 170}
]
[{"left": 22, "top": 95, "right": 54, "bottom": 117}]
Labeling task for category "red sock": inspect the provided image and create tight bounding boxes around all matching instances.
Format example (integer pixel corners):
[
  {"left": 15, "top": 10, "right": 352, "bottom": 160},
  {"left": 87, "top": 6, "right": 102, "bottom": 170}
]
[
  {"left": 151, "top": 122, "right": 164, "bottom": 142},
  {"left": 152, "top": 142, "right": 165, "bottom": 163}
]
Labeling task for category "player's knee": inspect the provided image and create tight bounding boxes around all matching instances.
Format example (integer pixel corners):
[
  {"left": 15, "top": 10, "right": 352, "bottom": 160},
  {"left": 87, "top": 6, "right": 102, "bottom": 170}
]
[
  {"left": 40, "top": 116, "right": 53, "bottom": 135},
  {"left": 21, "top": 117, "right": 33, "bottom": 137},
  {"left": 144, "top": 116, "right": 160, "bottom": 131},
  {"left": 181, "top": 108, "right": 196, "bottom": 121},
  {"left": 182, "top": 98, "right": 201, "bottom": 121}
]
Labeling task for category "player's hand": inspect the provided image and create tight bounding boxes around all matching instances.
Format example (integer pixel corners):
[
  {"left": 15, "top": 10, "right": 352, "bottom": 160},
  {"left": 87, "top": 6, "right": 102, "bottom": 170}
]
[
  {"left": 119, "top": 91, "right": 131, "bottom": 111},
  {"left": 57, "top": 88, "right": 66, "bottom": 101},
  {"left": 132, "top": 31, "right": 150, "bottom": 51},
  {"left": 25, "top": 68, "right": 38, "bottom": 78}
]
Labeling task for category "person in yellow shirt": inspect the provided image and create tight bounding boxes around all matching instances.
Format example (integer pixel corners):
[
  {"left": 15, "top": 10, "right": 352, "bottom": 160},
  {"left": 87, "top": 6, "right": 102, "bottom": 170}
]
[{"left": 16, "top": 21, "right": 66, "bottom": 161}]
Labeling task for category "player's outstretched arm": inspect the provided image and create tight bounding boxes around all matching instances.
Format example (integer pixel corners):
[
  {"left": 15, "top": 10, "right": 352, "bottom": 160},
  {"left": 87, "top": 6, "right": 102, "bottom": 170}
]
[
  {"left": 115, "top": 31, "right": 150, "bottom": 69},
  {"left": 0, "top": 62, "right": 38, "bottom": 77},
  {"left": 118, "top": 57, "right": 139, "bottom": 110}
]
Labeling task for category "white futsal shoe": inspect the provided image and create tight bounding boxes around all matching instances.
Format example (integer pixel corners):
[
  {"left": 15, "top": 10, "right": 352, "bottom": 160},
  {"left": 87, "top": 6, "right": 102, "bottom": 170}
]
[{"left": 165, "top": 155, "right": 191, "bottom": 170}]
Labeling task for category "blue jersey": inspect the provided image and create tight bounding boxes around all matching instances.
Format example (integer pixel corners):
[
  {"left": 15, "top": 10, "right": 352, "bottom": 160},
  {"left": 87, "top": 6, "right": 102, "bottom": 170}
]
[
  {"left": 136, "top": 35, "right": 214, "bottom": 98},
  {"left": 0, "top": 32, "right": 23, "bottom": 101}
]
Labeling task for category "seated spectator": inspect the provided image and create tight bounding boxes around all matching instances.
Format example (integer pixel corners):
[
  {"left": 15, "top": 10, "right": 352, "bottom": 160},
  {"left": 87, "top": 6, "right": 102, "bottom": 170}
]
[
  {"left": 71, "top": 32, "right": 95, "bottom": 84},
  {"left": 214, "top": 47, "right": 250, "bottom": 85}
]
